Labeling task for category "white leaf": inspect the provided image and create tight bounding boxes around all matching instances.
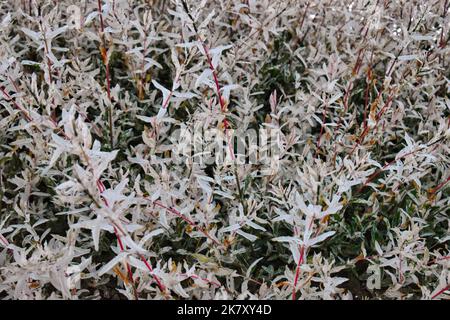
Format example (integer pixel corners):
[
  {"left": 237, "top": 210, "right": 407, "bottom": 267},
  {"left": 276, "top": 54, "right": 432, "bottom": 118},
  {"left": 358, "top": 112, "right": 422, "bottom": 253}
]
[
  {"left": 21, "top": 60, "right": 41, "bottom": 66},
  {"left": 173, "top": 91, "right": 197, "bottom": 99},
  {"left": 159, "top": 210, "right": 169, "bottom": 229},
  {"left": 173, "top": 283, "right": 189, "bottom": 298},
  {"left": 221, "top": 84, "right": 239, "bottom": 102},
  {"left": 245, "top": 220, "right": 266, "bottom": 231},
  {"left": 128, "top": 255, "right": 153, "bottom": 272},
  {"left": 199, "top": 10, "right": 216, "bottom": 30},
  {"left": 411, "top": 34, "right": 433, "bottom": 41},
  {"left": 139, "top": 229, "right": 164, "bottom": 246},
  {"left": 246, "top": 258, "right": 263, "bottom": 278},
  {"left": 332, "top": 277, "right": 348, "bottom": 286},
  {"left": 272, "top": 236, "right": 302, "bottom": 245},
  {"left": 290, "top": 242, "right": 300, "bottom": 262},
  {"left": 1, "top": 13, "right": 11, "bottom": 28},
  {"left": 196, "top": 175, "right": 212, "bottom": 194},
  {"left": 176, "top": 41, "right": 200, "bottom": 49},
  {"left": 136, "top": 115, "right": 154, "bottom": 123},
  {"left": 374, "top": 240, "right": 383, "bottom": 256},
  {"left": 156, "top": 107, "right": 167, "bottom": 120},
  {"left": 295, "top": 192, "right": 310, "bottom": 216},
  {"left": 84, "top": 11, "right": 98, "bottom": 26},
  {"left": 171, "top": 47, "right": 180, "bottom": 71},
  {"left": 209, "top": 44, "right": 232, "bottom": 69},
  {"left": 144, "top": 57, "right": 162, "bottom": 71},
  {"left": 122, "top": 235, "right": 146, "bottom": 254},
  {"left": 152, "top": 80, "right": 170, "bottom": 104},
  {"left": 47, "top": 26, "right": 68, "bottom": 40}
]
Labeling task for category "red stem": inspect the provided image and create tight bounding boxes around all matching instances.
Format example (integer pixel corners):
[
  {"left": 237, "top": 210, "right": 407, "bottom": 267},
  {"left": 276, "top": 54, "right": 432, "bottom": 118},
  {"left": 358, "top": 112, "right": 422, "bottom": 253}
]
[
  {"left": 151, "top": 200, "right": 221, "bottom": 246},
  {"left": 431, "top": 284, "right": 450, "bottom": 299},
  {"left": 202, "top": 45, "right": 225, "bottom": 112}
]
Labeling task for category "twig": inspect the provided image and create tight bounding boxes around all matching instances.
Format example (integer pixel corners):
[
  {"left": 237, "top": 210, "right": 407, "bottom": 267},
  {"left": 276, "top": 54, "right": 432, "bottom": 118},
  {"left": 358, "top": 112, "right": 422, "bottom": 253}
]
[{"left": 150, "top": 199, "right": 222, "bottom": 247}]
